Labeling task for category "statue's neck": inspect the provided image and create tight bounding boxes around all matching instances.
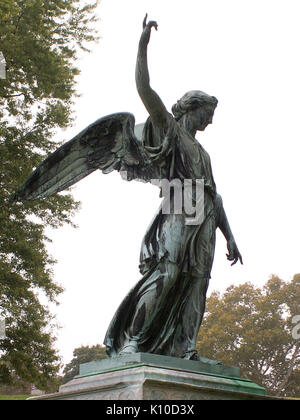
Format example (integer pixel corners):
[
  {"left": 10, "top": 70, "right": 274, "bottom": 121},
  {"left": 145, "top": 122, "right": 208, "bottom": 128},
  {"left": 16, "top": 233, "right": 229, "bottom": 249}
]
[
  {"left": 178, "top": 117, "right": 197, "bottom": 139},
  {"left": 178, "top": 115, "right": 197, "bottom": 138},
  {"left": 189, "top": 129, "right": 197, "bottom": 138}
]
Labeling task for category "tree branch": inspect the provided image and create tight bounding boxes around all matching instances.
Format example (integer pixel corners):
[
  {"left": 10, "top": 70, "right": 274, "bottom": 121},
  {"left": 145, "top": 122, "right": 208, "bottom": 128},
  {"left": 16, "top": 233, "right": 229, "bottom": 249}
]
[
  {"left": 276, "top": 341, "right": 300, "bottom": 396},
  {"left": 14, "top": 7, "right": 26, "bottom": 35},
  {"left": 3, "top": 93, "right": 25, "bottom": 99}
]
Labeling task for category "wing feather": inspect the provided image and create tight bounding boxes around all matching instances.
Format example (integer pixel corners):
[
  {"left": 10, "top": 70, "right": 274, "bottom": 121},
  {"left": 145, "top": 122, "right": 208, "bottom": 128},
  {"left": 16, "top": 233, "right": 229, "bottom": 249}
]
[{"left": 12, "top": 113, "right": 142, "bottom": 201}]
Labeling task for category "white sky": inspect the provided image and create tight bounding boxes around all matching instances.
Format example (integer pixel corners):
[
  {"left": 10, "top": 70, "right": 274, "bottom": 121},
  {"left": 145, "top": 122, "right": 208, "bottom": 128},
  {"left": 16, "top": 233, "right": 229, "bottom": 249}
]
[{"left": 46, "top": 0, "right": 300, "bottom": 365}]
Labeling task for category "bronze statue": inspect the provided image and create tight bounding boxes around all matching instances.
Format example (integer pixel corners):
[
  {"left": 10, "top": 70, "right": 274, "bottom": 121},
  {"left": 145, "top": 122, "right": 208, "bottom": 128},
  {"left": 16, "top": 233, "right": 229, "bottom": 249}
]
[{"left": 13, "top": 16, "right": 243, "bottom": 361}]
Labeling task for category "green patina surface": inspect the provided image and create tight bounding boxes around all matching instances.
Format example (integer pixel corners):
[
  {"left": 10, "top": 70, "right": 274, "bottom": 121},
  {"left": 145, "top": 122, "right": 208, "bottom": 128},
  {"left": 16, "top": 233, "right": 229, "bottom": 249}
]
[
  {"left": 79, "top": 353, "right": 240, "bottom": 377},
  {"left": 76, "top": 353, "right": 266, "bottom": 396}
]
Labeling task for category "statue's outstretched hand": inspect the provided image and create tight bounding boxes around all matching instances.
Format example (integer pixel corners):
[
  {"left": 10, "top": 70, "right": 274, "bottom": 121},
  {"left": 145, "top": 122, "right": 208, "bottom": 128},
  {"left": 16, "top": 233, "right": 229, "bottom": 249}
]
[
  {"left": 143, "top": 14, "right": 158, "bottom": 31},
  {"left": 140, "top": 14, "right": 158, "bottom": 46},
  {"left": 226, "top": 238, "right": 243, "bottom": 266}
]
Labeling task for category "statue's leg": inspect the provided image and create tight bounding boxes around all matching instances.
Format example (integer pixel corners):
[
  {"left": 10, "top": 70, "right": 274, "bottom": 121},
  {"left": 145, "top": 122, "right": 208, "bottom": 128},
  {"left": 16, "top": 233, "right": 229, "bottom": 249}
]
[
  {"left": 119, "top": 260, "right": 180, "bottom": 355},
  {"left": 180, "top": 274, "right": 209, "bottom": 360},
  {"left": 180, "top": 194, "right": 221, "bottom": 360}
]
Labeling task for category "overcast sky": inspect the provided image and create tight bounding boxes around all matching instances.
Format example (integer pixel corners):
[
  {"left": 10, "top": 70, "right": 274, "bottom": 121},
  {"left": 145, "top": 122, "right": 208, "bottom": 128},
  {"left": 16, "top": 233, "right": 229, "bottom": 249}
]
[{"left": 46, "top": 0, "right": 300, "bottom": 365}]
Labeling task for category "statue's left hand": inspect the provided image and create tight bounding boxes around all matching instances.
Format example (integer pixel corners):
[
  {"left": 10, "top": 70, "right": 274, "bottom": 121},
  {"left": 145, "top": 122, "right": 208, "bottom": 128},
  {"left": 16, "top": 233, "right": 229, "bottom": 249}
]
[
  {"left": 140, "top": 14, "right": 158, "bottom": 46},
  {"left": 226, "top": 238, "right": 243, "bottom": 266},
  {"left": 143, "top": 14, "right": 158, "bottom": 31}
]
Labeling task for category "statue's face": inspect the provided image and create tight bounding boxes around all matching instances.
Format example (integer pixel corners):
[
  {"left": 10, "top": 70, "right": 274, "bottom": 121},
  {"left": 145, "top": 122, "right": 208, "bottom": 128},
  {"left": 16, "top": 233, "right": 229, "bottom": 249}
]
[{"left": 189, "top": 104, "right": 216, "bottom": 132}]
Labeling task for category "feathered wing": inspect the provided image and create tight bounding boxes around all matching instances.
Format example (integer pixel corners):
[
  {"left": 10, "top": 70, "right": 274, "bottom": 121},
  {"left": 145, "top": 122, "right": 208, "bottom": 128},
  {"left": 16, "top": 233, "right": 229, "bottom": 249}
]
[{"left": 12, "top": 113, "right": 157, "bottom": 201}]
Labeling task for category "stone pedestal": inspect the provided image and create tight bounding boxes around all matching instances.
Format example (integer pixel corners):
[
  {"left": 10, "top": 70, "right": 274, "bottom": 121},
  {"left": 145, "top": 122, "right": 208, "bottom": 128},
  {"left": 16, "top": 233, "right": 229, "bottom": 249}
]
[{"left": 28, "top": 353, "right": 276, "bottom": 400}]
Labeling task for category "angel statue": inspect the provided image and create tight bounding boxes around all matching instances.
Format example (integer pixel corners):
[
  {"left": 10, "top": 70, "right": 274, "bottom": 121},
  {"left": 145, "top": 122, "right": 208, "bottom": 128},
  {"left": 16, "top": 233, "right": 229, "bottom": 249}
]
[{"left": 12, "top": 16, "right": 243, "bottom": 361}]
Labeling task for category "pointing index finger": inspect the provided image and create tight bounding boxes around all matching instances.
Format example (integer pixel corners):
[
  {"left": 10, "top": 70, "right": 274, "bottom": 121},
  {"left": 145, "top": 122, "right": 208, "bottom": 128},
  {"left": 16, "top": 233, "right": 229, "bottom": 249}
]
[{"left": 143, "top": 14, "right": 148, "bottom": 29}]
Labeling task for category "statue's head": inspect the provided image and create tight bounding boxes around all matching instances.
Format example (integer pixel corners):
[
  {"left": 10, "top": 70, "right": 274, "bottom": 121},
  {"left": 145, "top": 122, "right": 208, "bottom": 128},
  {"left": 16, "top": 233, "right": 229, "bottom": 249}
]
[{"left": 172, "top": 90, "right": 218, "bottom": 132}]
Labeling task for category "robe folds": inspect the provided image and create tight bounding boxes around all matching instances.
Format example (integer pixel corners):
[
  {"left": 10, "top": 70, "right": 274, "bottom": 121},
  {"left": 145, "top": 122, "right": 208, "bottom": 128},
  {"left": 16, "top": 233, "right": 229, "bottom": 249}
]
[{"left": 104, "top": 114, "right": 220, "bottom": 358}]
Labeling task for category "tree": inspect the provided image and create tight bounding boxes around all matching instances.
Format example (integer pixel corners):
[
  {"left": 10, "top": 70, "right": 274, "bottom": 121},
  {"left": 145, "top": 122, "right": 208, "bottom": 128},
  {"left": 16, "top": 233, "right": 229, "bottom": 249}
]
[
  {"left": 63, "top": 344, "right": 107, "bottom": 383},
  {"left": 0, "top": 0, "right": 98, "bottom": 390},
  {"left": 197, "top": 274, "right": 300, "bottom": 397}
]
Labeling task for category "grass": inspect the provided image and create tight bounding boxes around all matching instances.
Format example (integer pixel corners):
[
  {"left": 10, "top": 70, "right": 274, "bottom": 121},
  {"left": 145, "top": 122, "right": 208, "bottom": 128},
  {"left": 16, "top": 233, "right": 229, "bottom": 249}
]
[{"left": 0, "top": 395, "right": 30, "bottom": 400}]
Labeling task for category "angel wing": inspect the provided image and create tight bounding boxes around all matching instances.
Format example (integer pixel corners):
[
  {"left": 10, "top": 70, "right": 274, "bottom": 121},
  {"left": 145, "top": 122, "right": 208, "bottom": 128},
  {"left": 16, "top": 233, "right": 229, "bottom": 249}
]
[{"left": 12, "top": 112, "right": 159, "bottom": 201}]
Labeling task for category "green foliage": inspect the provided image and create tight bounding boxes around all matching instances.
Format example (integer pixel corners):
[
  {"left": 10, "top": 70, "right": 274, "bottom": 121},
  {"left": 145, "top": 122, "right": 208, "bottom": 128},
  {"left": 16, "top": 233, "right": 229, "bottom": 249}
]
[
  {"left": 0, "top": 0, "right": 98, "bottom": 389},
  {"left": 63, "top": 344, "right": 107, "bottom": 383},
  {"left": 197, "top": 274, "right": 300, "bottom": 397}
]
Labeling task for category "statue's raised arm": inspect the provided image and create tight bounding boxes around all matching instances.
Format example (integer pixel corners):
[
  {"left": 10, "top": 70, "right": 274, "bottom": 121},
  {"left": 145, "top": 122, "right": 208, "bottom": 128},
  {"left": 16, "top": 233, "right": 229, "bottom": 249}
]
[{"left": 135, "top": 15, "right": 170, "bottom": 128}]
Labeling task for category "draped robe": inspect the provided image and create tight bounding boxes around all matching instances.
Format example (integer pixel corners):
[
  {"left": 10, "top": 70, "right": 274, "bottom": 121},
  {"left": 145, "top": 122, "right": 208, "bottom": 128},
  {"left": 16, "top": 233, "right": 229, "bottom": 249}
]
[{"left": 104, "top": 114, "right": 220, "bottom": 358}]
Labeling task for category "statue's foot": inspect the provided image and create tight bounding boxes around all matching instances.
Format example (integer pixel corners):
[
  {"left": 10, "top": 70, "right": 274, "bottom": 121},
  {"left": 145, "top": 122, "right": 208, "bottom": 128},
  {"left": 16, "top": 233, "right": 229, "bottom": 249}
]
[
  {"left": 182, "top": 350, "right": 200, "bottom": 361},
  {"left": 119, "top": 341, "right": 139, "bottom": 356},
  {"left": 183, "top": 350, "right": 223, "bottom": 365}
]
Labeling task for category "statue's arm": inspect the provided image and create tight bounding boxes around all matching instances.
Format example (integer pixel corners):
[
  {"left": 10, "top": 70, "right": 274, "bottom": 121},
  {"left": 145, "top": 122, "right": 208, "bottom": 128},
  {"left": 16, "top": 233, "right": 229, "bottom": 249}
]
[
  {"left": 216, "top": 195, "right": 243, "bottom": 266},
  {"left": 136, "top": 15, "right": 170, "bottom": 128}
]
